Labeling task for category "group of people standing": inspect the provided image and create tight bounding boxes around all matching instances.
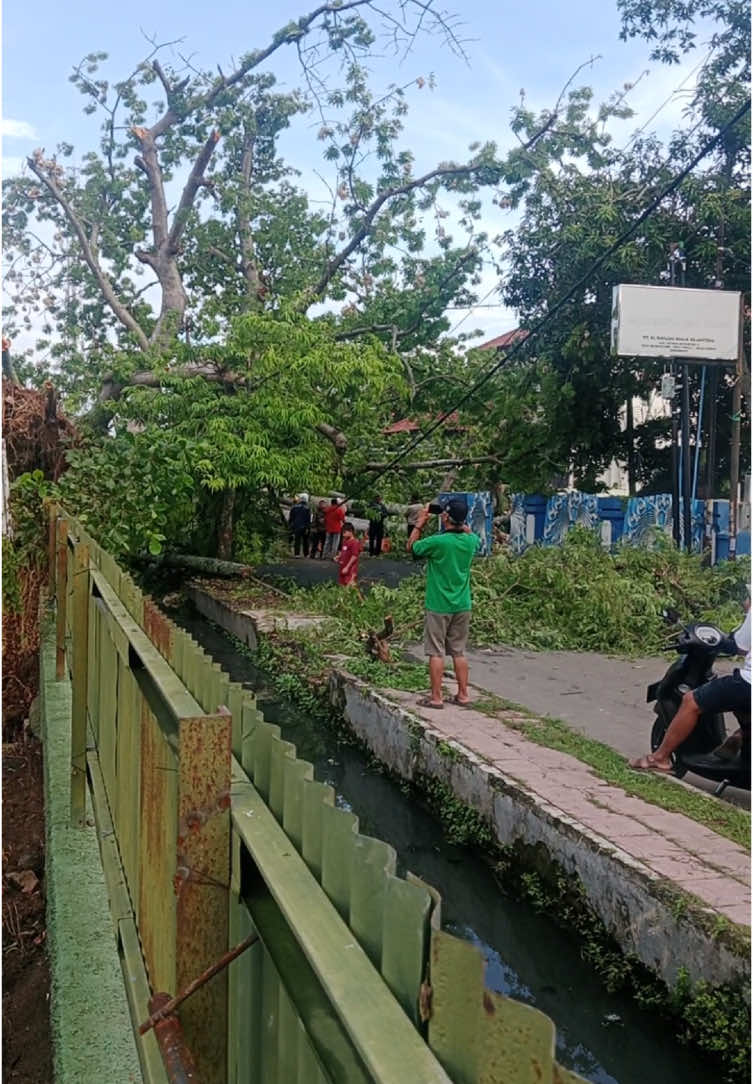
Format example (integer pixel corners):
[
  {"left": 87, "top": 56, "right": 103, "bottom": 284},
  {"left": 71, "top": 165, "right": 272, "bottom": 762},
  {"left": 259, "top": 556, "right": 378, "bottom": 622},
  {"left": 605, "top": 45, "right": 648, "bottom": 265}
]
[
  {"left": 290, "top": 493, "right": 426, "bottom": 560},
  {"left": 289, "top": 495, "right": 347, "bottom": 559},
  {"left": 291, "top": 490, "right": 482, "bottom": 702}
]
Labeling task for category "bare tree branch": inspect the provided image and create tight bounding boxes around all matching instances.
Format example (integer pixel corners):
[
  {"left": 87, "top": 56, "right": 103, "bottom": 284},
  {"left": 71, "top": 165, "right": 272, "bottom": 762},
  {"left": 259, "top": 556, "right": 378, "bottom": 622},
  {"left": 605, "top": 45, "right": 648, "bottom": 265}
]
[
  {"left": 98, "top": 363, "right": 243, "bottom": 405},
  {"left": 334, "top": 322, "right": 394, "bottom": 340},
  {"left": 26, "top": 154, "right": 150, "bottom": 351},
  {"left": 316, "top": 421, "right": 348, "bottom": 453},
  {"left": 167, "top": 129, "right": 221, "bottom": 253},
  {"left": 236, "top": 126, "right": 264, "bottom": 308},
  {"left": 307, "top": 164, "right": 487, "bottom": 304},
  {"left": 131, "top": 127, "right": 170, "bottom": 251}
]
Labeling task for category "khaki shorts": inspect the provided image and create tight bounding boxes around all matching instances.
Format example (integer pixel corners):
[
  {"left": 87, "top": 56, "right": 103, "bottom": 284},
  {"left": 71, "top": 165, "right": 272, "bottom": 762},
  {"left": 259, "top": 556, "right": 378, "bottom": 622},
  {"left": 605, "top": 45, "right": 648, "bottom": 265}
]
[{"left": 423, "top": 610, "right": 470, "bottom": 657}]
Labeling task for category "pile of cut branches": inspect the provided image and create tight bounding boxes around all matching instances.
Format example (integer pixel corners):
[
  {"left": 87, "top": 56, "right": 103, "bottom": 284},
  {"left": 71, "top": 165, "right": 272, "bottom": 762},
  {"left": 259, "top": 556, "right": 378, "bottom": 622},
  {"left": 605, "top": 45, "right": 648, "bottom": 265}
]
[
  {"left": 2, "top": 380, "right": 73, "bottom": 735},
  {"left": 2, "top": 549, "right": 44, "bottom": 736},
  {"left": 2, "top": 379, "right": 76, "bottom": 482}
]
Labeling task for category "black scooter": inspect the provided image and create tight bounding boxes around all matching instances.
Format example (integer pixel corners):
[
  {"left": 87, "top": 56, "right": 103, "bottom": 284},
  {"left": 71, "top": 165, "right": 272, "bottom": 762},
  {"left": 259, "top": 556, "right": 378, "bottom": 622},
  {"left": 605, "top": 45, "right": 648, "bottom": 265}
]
[{"left": 646, "top": 620, "right": 750, "bottom": 796}]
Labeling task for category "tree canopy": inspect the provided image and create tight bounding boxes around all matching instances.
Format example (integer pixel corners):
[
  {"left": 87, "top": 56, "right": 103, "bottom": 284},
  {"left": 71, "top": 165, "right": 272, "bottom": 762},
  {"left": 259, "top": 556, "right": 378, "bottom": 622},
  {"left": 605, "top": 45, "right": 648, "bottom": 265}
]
[{"left": 3, "top": 0, "right": 749, "bottom": 555}]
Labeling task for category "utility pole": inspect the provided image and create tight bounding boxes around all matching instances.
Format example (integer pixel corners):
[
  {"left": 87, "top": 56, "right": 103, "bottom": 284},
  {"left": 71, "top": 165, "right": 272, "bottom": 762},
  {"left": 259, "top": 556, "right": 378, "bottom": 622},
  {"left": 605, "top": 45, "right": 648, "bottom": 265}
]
[
  {"left": 666, "top": 242, "right": 691, "bottom": 550},
  {"left": 673, "top": 243, "right": 692, "bottom": 552},
  {"left": 706, "top": 227, "right": 726, "bottom": 501},
  {"left": 681, "top": 361, "right": 692, "bottom": 550},
  {"left": 705, "top": 366, "right": 719, "bottom": 498},
  {"left": 670, "top": 375, "right": 680, "bottom": 544},
  {"left": 729, "top": 296, "right": 744, "bottom": 559}
]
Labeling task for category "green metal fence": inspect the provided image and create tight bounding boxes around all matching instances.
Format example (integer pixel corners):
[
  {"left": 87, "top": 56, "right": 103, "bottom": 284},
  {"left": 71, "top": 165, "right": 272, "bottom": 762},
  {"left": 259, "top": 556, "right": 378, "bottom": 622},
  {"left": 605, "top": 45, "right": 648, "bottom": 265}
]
[{"left": 50, "top": 505, "right": 587, "bottom": 1084}]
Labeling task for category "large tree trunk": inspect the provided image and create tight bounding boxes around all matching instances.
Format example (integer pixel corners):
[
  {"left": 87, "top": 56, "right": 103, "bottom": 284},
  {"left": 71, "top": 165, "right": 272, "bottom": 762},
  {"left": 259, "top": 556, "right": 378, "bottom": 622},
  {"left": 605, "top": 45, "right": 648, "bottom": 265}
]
[
  {"left": 216, "top": 488, "right": 236, "bottom": 560},
  {"left": 149, "top": 260, "right": 188, "bottom": 349}
]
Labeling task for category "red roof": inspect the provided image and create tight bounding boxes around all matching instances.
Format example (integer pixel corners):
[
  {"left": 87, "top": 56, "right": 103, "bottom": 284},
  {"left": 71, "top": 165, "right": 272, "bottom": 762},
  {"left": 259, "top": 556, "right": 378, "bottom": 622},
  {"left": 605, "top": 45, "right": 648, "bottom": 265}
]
[
  {"left": 383, "top": 411, "right": 466, "bottom": 435},
  {"left": 479, "top": 328, "right": 528, "bottom": 350},
  {"left": 382, "top": 418, "right": 421, "bottom": 434}
]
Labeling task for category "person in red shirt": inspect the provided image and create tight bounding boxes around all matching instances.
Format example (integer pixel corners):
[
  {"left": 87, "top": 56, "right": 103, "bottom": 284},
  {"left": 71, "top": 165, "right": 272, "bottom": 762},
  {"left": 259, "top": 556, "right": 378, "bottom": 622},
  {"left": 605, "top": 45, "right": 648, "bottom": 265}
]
[
  {"left": 323, "top": 498, "right": 346, "bottom": 559},
  {"left": 337, "top": 522, "right": 363, "bottom": 597}
]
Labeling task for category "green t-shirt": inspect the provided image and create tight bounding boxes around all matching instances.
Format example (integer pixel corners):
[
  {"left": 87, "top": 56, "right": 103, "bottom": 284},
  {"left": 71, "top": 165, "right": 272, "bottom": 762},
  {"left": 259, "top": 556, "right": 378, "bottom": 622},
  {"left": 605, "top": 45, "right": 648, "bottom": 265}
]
[{"left": 412, "top": 531, "right": 480, "bottom": 613}]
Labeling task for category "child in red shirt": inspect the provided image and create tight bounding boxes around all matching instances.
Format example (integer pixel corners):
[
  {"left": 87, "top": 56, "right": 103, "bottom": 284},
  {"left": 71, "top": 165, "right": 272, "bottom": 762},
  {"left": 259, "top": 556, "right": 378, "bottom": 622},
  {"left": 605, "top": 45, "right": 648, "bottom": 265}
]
[{"left": 337, "top": 522, "right": 362, "bottom": 595}]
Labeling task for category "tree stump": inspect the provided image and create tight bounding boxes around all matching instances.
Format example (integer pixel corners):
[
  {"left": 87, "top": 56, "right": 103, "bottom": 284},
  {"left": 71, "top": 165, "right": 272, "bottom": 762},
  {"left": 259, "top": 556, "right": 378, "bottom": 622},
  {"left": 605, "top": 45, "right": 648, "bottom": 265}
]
[{"left": 365, "top": 615, "right": 394, "bottom": 663}]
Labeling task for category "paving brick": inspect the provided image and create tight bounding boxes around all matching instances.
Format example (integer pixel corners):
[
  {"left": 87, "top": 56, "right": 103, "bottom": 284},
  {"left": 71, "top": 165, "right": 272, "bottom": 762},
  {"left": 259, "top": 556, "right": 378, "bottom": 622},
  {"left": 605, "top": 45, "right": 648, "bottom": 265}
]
[
  {"left": 646, "top": 852, "right": 741, "bottom": 885},
  {"left": 675, "top": 877, "right": 751, "bottom": 907}
]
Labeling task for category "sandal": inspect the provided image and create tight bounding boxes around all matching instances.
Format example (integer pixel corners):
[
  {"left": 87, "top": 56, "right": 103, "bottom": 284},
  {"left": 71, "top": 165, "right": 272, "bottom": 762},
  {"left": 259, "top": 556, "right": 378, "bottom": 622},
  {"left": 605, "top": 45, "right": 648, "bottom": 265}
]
[
  {"left": 629, "top": 755, "right": 672, "bottom": 774},
  {"left": 450, "top": 694, "right": 472, "bottom": 708},
  {"left": 417, "top": 696, "right": 444, "bottom": 710}
]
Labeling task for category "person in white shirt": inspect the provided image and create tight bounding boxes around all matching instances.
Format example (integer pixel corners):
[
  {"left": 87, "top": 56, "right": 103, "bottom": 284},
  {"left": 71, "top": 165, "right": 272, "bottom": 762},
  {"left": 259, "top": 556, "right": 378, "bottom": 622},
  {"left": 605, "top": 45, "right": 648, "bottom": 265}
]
[{"left": 631, "top": 597, "right": 750, "bottom": 773}]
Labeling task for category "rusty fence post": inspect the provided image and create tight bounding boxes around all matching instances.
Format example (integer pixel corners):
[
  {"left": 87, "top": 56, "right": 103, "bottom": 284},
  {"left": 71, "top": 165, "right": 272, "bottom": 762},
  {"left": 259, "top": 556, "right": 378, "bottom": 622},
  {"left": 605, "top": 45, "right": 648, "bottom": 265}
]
[
  {"left": 175, "top": 711, "right": 232, "bottom": 1083},
  {"left": 70, "top": 539, "right": 91, "bottom": 827},
  {"left": 55, "top": 517, "right": 68, "bottom": 680}
]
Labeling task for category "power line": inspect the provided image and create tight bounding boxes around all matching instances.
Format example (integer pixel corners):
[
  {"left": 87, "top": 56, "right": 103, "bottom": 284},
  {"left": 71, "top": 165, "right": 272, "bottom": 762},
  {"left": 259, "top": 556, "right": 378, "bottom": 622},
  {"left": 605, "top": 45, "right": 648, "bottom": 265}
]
[
  {"left": 615, "top": 45, "right": 715, "bottom": 159},
  {"left": 442, "top": 53, "right": 722, "bottom": 331},
  {"left": 346, "top": 99, "right": 750, "bottom": 500},
  {"left": 446, "top": 284, "right": 499, "bottom": 334}
]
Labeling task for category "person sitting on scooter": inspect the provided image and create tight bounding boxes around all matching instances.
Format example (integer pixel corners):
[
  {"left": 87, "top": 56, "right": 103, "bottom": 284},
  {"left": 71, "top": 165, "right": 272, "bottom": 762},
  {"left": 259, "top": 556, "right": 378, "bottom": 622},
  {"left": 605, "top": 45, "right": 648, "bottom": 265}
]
[{"left": 630, "top": 597, "right": 750, "bottom": 773}]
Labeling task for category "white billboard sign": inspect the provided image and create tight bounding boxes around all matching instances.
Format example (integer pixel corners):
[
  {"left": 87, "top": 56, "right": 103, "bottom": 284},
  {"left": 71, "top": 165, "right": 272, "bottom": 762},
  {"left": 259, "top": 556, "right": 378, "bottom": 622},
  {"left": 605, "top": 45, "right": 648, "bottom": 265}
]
[{"left": 611, "top": 284, "right": 741, "bottom": 360}]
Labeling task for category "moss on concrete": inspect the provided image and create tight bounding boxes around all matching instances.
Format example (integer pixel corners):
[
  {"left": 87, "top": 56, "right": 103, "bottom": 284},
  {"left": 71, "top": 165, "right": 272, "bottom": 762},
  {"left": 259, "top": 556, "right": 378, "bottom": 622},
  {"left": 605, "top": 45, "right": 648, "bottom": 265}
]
[{"left": 40, "top": 619, "right": 142, "bottom": 1083}]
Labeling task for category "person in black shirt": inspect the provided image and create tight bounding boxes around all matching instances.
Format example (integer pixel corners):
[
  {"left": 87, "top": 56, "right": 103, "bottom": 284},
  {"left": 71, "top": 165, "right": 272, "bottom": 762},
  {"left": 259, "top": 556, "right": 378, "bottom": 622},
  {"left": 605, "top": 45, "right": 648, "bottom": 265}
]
[
  {"left": 368, "top": 496, "right": 388, "bottom": 556},
  {"left": 289, "top": 495, "right": 311, "bottom": 557}
]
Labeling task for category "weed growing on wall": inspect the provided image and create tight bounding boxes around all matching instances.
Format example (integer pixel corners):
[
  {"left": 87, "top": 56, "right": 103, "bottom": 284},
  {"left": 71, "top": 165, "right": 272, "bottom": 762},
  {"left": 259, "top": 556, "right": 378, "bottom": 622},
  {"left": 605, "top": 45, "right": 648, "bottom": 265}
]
[{"left": 503, "top": 863, "right": 750, "bottom": 1083}]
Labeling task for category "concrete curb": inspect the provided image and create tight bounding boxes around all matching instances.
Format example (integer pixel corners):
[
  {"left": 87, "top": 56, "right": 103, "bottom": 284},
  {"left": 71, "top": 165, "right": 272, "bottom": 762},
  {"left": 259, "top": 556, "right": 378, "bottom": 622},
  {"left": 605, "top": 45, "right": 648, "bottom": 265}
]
[
  {"left": 40, "top": 618, "right": 142, "bottom": 1083},
  {"left": 185, "top": 586, "right": 750, "bottom": 995},
  {"left": 186, "top": 583, "right": 325, "bottom": 648}
]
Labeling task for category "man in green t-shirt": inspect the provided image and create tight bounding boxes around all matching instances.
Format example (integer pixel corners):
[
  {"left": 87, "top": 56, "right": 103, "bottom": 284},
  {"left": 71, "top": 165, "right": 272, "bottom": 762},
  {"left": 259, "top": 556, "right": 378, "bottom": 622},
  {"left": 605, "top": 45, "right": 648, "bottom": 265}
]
[{"left": 407, "top": 497, "right": 480, "bottom": 708}]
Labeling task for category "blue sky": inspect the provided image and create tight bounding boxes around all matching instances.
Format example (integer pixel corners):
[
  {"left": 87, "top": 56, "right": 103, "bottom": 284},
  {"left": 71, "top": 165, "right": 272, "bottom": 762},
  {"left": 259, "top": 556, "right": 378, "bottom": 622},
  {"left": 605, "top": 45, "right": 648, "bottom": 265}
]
[{"left": 2, "top": 0, "right": 705, "bottom": 341}]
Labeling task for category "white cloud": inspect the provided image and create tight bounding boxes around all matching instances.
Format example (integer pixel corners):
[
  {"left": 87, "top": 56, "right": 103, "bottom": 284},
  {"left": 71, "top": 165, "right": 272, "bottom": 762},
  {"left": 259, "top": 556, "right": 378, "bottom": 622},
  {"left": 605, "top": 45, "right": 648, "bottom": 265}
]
[{"left": 2, "top": 118, "right": 37, "bottom": 141}]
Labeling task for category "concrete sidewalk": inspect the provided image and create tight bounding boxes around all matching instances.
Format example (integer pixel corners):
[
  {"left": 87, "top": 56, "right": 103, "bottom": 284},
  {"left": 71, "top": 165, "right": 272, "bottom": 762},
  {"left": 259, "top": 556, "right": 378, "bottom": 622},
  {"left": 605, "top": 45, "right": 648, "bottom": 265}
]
[{"left": 387, "top": 685, "right": 750, "bottom": 928}]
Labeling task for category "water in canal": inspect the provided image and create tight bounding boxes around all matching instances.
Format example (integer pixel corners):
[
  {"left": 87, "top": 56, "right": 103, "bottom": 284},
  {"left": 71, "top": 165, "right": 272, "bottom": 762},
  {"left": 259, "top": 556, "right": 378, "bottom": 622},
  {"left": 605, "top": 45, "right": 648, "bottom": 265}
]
[{"left": 180, "top": 611, "right": 710, "bottom": 1084}]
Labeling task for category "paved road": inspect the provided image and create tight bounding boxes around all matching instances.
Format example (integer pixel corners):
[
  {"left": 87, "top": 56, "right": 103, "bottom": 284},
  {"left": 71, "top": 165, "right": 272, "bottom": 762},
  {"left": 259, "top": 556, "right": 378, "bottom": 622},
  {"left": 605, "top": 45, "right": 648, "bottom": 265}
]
[{"left": 256, "top": 554, "right": 421, "bottom": 589}]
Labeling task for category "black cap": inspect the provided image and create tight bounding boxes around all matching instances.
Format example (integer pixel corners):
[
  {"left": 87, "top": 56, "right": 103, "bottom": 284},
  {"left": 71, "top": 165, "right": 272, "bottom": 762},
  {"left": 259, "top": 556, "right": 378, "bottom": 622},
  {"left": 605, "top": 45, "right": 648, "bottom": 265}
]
[{"left": 444, "top": 497, "right": 468, "bottom": 525}]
